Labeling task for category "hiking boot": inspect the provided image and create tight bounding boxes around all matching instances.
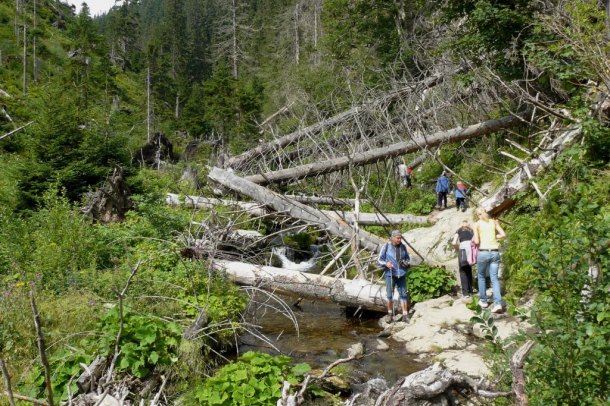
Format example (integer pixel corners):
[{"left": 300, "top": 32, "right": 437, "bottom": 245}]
[
  {"left": 478, "top": 300, "right": 489, "bottom": 308},
  {"left": 401, "top": 314, "right": 410, "bottom": 323},
  {"left": 491, "top": 304, "right": 503, "bottom": 313},
  {"left": 384, "top": 314, "right": 393, "bottom": 323},
  {"left": 462, "top": 207, "right": 467, "bottom": 212}
]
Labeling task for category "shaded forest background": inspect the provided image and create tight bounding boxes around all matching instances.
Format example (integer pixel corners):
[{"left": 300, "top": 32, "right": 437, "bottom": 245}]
[{"left": 0, "top": 0, "right": 609, "bottom": 404}]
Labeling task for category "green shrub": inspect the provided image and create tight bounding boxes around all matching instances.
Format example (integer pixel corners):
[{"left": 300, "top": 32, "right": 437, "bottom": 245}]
[
  {"left": 408, "top": 265, "right": 456, "bottom": 303},
  {"left": 501, "top": 165, "right": 610, "bottom": 404},
  {"left": 191, "top": 351, "right": 312, "bottom": 405},
  {"left": 95, "top": 306, "right": 182, "bottom": 378}
]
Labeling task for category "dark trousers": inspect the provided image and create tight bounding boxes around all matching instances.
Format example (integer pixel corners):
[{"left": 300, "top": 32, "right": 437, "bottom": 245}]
[
  {"left": 456, "top": 197, "right": 465, "bottom": 209},
  {"left": 437, "top": 191, "right": 448, "bottom": 208},
  {"left": 459, "top": 264, "right": 473, "bottom": 296}
]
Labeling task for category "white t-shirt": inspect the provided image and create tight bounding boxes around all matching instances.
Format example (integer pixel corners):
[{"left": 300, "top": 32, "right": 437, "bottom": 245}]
[{"left": 398, "top": 164, "right": 408, "bottom": 176}]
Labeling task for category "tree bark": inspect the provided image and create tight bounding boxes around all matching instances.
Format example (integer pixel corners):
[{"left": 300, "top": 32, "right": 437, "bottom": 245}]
[
  {"left": 479, "top": 126, "right": 581, "bottom": 216},
  {"left": 167, "top": 192, "right": 356, "bottom": 208},
  {"left": 511, "top": 340, "right": 535, "bottom": 406},
  {"left": 167, "top": 193, "right": 430, "bottom": 225},
  {"left": 226, "top": 72, "right": 457, "bottom": 170},
  {"left": 377, "top": 362, "right": 512, "bottom": 405},
  {"left": 0, "top": 359, "right": 16, "bottom": 406},
  {"left": 245, "top": 114, "right": 525, "bottom": 185},
  {"left": 208, "top": 168, "right": 387, "bottom": 253},
  {"left": 22, "top": 24, "right": 27, "bottom": 96},
  {"left": 30, "top": 292, "right": 54, "bottom": 406},
  {"left": 212, "top": 260, "right": 387, "bottom": 312}
]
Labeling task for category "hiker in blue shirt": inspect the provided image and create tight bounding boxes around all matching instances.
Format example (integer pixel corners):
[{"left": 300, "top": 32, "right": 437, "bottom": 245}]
[
  {"left": 454, "top": 181, "right": 468, "bottom": 212},
  {"left": 377, "top": 230, "right": 411, "bottom": 323},
  {"left": 435, "top": 172, "right": 450, "bottom": 210}
]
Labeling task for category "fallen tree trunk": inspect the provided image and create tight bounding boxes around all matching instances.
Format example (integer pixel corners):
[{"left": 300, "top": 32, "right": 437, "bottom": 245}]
[
  {"left": 167, "top": 193, "right": 429, "bottom": 225},
  {"left": 322, "top": 210, "right": 430, "bottom": 226},
  {"left": 213, "top": 260, "right": 386, "bottom": 312},
  {"left": 226, "top": 72, "right": 457, "bottom": 170},
  {"left": 167, "top": 192, "right": 356, "bottom": 208},
  {"left": 286, "top": 195, "right": 356, "bottom": 206},
  {"left": 208, "top": 167, "right": 387, "bottom": 253},
  {"left": 245, "top": 114, "right": 525, "bottom": 185},
  {"left": 480, "top": 126, "right": 581, "bottom": 216},
  {"left": 374, "top": 362, "right": 511, "bottom": 405},
  {"left": 166, "top": 193, "right": 267, "bottom": 215}
]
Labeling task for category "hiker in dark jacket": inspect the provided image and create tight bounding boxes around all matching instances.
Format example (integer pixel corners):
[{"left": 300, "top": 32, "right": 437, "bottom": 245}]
[
  {"left": 452, "top": 220, "right": 474, "bottom": 298},
  {"left": 435, "top": 172, "right": 450, "bottom": 210}
]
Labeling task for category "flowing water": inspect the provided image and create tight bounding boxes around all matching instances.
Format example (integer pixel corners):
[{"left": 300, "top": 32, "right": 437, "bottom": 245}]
[{"left": 240, "top": 294, "right": 427, "bottom": 385}]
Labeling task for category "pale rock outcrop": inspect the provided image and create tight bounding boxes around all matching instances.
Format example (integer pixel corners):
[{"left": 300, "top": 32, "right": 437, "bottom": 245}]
[
  {"left": 403, "top": 207, "right": 474, "bottom": 272},
  {"left": 389, "top": 295, "right": 533, "bottom": 377}
]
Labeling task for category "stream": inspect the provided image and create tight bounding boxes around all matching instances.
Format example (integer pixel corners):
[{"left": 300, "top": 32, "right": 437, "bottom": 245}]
[{"left": 240, "top": 294, "right": 427, "bottom": 385}]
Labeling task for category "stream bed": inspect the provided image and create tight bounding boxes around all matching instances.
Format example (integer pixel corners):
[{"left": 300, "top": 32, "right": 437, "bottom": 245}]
[{"left": 239, "top": 294, "right": 427, "bottom": 385}]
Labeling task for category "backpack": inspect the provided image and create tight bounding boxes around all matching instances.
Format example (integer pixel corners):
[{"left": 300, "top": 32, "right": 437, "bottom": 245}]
[{"left": 469, "top": 240, "right": 478, "bottom": 265}]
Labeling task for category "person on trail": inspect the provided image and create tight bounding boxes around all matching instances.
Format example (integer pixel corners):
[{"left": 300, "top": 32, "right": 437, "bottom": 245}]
[
  {"left": 452, "top": 220, "right": 474, "bottom": 298},
  {"left": 377, "top": 230, "right": 411, "bottom": 323},
  {"left": 398, "top": 161, "right": 409, "bottom": 186},
  {"left": 473, "top": 208, "right": 506, "bottom": 313},
  {"left": 454, "top": 181, "right": 469, "bottom": 212},
  {"left": 406, "top": 166, "right": 414, "bottom": 187},
  {"left": 435, "top": 171, "right": 450, "bottom": 210}
]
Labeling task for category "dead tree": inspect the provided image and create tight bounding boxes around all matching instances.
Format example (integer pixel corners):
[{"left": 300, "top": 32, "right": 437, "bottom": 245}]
[
  {"left": 81, "top": 167, "right": 132, "bottom": 223},
  {"left": 480, "top": 125, "right": 581, "bottom": 216},
  {"left": 245, "top": 113, "right": 526, "bottom": 185},
  {"left": 167, "top": 193, "right": 430, "bottom": 225},
  {"left": 208, "top": 167, "right": 387, "bottom": 253},
  {"left": 212, "top": 260, "right": 387, "bottom": 312},
  {"left": 226, "top": 71, "right": 460, "bottom": 170}
]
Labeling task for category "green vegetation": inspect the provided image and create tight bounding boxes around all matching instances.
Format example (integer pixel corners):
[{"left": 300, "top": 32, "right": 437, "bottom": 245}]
[
  {"left": 190, "top": 351, "right": 314, "bottom": 405},
  {"left": 0, "top": 0, "right": 609, "bottom": 403},
  {"left": 408, "top": 265, "right": 456, "bottom": 303}
]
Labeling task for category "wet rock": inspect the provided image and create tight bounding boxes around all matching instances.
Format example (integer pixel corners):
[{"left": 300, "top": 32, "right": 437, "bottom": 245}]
[
  {"left": 365, "top": 338, "right": 390, "bottom": 351},
  {"left": 347, "top": 342, "right": 364, "bottom": 358}
]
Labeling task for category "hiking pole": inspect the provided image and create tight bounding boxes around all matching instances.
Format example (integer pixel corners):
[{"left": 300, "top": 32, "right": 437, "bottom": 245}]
[
  {"left": 363, "top": 190, "right": 426, "bottom": 262},
  {"left": 389, "top": 268, "right": 395, "bottom": 320}
]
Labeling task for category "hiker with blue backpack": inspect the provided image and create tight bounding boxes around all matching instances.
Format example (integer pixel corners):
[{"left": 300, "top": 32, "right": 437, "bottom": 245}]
[
  {"left": 377, "top": 230, "right": 411, "bottom": 323},
  {"left": 435, "top": 171, "right": 450, "bottom": 210},
  {"left": 454, "top": 181, "right": 469, "bottom": 212}
]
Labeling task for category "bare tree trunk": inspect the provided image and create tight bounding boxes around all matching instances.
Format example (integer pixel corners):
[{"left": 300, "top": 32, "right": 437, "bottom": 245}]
[
  {"left": 226, "top": 71, "right": 458, "bottom": 169},
  {"left": 511, "top": 340, "right": 535, "bottom": 406},
  {"left": 30, "top": 292, "right": 54, "bottom": 406},
  {"left": 212, "top": 260, "right": 387, "bottom": 312},
  {"left": 312, "top": 1, "right": 320, "bottom": 65},
  {"left": 208, "top": 168, "right": 386, "bottom": 253},
  {"left": 0, "top": 359, "right": 16, "bottom": 406},
  {"left": 231, "top": 0, "right": 238, "bottom": 78},
  {"left": 147, "top": 67, "right": 151, "bottom": 142},
  {"left": 349, "top": 167, "right": 363, "bottom": 277},
  {"left": 22, "top": 24, "right": 27, "bottom": 96},
  {"left": 245, "top": 113, "right": 525, "bottom": 185},
  {"left": 294, "top": 3, "right": 300, "bottom": 65},
  {"left": 175, "top": 94, "right": 179, "bottom": 119},
  {"left": 479, "top": 126, "right": 581, "bottom": 216},
  {"left": 166, "top": 193, "right": 430, "bottom": 225},
  {"left": 32, "top": 0, "right": 37, "bottom": 82}
]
